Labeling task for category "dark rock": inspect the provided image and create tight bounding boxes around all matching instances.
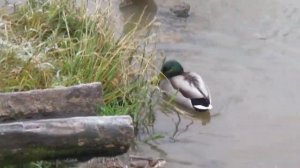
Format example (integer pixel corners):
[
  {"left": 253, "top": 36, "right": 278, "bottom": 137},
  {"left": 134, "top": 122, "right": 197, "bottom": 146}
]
[
  {"left": 170, "top": 2, "right": 191, "bottom": 18},
  {"left": 119, "top": 0, "right": 134, "bottom": 9}
]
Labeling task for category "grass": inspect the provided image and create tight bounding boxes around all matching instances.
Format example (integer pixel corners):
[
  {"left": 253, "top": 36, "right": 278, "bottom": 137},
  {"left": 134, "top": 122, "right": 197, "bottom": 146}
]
[
  {"left": 1, "top": 0, "right": 162, "bottom": 166},
  {"left": 0, "top": 0, "right": 159, "bottom": 127}
]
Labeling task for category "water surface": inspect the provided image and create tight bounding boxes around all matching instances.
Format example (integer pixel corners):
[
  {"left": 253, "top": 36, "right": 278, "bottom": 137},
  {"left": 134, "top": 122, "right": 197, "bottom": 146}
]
[{"left": 129, "top": 0, "right": 300, "bottom": 167}]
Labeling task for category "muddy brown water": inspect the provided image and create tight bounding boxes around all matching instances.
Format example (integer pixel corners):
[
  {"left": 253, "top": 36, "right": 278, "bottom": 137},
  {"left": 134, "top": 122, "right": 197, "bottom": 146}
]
[{"left": 2, "top": 0, "right": 300, "bottom": 167}]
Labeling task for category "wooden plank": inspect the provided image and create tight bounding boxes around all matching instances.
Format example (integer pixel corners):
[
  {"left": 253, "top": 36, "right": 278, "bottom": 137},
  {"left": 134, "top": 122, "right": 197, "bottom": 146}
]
[
  {"left": 0, "top": 116, "right": 134, "bottom": 166},
  {"left": 0, "top": 83, "right": 103, "bottom": 122}
]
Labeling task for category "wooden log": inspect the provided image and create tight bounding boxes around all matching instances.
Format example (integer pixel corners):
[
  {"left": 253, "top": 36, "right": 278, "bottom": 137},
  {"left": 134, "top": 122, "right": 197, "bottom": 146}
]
[
  {"left": 0, "top": 116, "right": 134, "bottom": 166},
  {"left": 0, "top": 82, "right": 103, "bottom": 122}
]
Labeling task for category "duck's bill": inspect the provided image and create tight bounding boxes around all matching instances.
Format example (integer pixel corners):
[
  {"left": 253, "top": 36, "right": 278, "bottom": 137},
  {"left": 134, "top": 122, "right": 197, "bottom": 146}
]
[
  {"left": 150, "top": 73, "right": 165, "bottom": 85},
  {"left": 194, "top": 104, "right": 213, "bottom": 111}
]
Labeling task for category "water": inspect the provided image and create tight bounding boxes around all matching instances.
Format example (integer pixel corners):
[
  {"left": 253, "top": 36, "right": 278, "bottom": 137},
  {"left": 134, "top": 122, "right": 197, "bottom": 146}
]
[{"left": 124, "top": 0, "right": 300, "bottom": 167}]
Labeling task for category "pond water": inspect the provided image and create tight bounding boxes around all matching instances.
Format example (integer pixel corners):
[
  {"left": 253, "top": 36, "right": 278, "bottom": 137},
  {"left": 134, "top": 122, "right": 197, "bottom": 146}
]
[{"left": 122, "top": 0, "right": 300, "bottom": 167}]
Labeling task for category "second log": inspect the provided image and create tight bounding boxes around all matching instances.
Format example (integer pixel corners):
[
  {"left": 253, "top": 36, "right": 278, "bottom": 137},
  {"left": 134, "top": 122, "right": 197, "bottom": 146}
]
[{"left": 0, "top": 115, "right": 134, "bottom": 166}]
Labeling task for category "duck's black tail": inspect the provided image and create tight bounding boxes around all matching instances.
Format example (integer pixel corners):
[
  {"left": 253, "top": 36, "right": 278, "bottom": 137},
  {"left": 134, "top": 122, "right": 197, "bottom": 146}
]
[{"left": 191, "top": 98, "right": 211, "bottom": 111}]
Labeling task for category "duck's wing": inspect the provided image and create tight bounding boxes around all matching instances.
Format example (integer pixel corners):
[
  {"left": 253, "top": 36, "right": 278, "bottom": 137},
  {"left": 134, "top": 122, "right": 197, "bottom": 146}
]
[
  {"left": 188, "top": 72, "right": 211, "bottom": 100},
  {"left": 170, "top": 72, "right": 210, "bottom": 100}
]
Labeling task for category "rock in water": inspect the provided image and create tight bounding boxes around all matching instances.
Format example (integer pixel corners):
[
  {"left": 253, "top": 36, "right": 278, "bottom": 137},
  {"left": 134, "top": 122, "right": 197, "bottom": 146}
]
[
  {"left": 119, "top": 0, "right": 133, "bottom": 8},
  {"left": 170, "top": 2, "right": 190, "bottom": 17}
]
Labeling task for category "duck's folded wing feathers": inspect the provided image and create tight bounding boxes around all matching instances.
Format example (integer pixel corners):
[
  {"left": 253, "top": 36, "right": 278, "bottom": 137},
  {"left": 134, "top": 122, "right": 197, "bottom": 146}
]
[{"left": 170, "top": 72, "right": 210, "bottom": 99}]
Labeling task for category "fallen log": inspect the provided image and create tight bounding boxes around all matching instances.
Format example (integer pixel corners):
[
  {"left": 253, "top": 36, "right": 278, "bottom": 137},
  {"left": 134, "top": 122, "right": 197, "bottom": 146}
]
[
  {"left": 0, "top": 116, "right": 134, "bottom": 166},
  {"left": 0, "top": 82, "right": 103, "bottom": 122}
]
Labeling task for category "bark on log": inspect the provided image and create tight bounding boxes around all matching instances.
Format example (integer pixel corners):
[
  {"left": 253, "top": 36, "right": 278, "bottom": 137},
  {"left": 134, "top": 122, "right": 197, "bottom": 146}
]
[
  {"left": 0, "top": 83, "right": 103, "bottom": 122},
  {"left": 0, "top": 116, "right": 134, "bottom": 166}
]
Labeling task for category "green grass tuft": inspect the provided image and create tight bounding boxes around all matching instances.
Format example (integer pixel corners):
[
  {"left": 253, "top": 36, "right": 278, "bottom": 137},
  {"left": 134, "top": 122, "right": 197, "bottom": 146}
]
[{"left": 0, "top": 0, "right": 159, "bottom": 129}]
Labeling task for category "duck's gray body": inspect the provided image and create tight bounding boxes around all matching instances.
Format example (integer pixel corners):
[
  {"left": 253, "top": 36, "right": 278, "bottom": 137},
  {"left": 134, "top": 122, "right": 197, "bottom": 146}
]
[{"left": 160, "top": 72, "right": 212, "bottom": 111}]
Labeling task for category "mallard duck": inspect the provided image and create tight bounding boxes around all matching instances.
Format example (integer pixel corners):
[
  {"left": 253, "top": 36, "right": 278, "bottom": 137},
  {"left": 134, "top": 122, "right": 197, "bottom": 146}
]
[{"left": 154, "top": 60, "right": 212, "bottom": 111}]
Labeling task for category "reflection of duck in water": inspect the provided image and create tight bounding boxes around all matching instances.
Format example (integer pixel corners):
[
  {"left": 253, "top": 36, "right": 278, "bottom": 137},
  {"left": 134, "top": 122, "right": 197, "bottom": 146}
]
[
  {"left": 162, "top": 101, "right": 211, "bottom": 126},
  {"left": 153, "top": 60, "right": 213, "bottom": 112},
  {"left": 119, "top": 0, "right": 157, "bottom": 34}
]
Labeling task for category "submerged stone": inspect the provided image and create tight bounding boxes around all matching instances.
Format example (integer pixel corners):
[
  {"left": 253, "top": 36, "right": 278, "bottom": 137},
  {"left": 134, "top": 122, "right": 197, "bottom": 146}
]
[{"left": 170, "top": 2, "right": 191, "bottom": 18}]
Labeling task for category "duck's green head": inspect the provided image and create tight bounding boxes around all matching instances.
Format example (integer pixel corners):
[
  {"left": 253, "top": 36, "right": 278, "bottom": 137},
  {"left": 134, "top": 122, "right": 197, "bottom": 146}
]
[
  {"left": 150, "top": 60, "right": 184, "bottom": 85},
  {"left": 161, "top": 60, "right": 184, "bottom": 78}
]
